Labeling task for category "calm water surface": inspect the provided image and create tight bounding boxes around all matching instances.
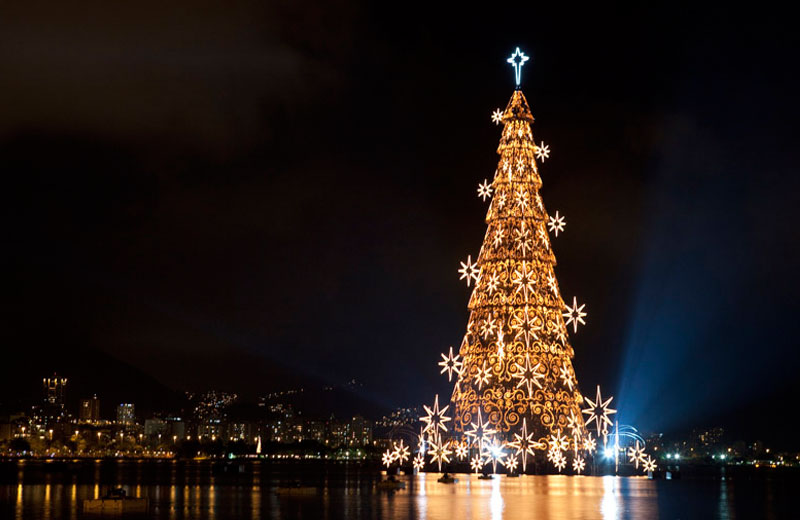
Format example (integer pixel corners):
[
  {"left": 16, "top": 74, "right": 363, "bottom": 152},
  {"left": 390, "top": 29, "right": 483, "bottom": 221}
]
[{"left": 0, "top": 460, "right": 792, "bottom": 519}]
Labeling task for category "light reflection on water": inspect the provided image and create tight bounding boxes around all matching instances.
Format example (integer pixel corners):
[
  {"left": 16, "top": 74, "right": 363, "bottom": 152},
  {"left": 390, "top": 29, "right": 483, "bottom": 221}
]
[{"left": 0, "top": 467, "right": 788, "bottom": 520}]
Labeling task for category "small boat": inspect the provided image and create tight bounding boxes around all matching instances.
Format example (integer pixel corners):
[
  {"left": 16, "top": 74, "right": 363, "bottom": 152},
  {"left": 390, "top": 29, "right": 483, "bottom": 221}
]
[
  {"left": 477, "top": 474, "right": 494, "bottom": 480},
  {"left": 437, "top": 474, "right": 458, "bottom": 484},
  {"left": 275, "top": 482, "right": 318, "bottom": 496},
  {"left": 377, "top": 478, "right": 406, "bottom": 490},
  {"left": 506, "top": 473, "right": 520, "bottom": 478},
  {"left": 83, "top": 488, "right": 148, "bottom": 514}
]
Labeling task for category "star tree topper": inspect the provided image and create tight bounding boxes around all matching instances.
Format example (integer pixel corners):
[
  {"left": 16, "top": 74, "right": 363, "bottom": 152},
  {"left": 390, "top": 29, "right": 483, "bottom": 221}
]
[{"left": 507, "top": 47, "right": 529, "bottom": 87}]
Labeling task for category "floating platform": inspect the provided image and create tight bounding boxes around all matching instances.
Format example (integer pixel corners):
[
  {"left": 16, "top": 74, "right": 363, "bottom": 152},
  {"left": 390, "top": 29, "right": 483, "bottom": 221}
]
[
  {"left": 82, "top": 497, "right": 148, "bottom": 514},
  {"left": 437, "top": 475, "right": 458, "bottom": 484},
  {"left": 377, "top": 479, "right": 406, "bottom": 490}
]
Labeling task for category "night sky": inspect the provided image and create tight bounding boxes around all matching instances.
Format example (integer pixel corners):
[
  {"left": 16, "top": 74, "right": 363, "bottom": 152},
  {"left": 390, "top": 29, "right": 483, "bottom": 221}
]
[{"left": 3, "top": 4, "right": 799, "bottom": 445}]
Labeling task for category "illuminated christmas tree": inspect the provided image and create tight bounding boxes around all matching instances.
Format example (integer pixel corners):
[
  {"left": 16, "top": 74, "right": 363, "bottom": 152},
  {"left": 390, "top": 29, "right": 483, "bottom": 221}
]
[{"left": 449, "top": 49, "right": 590, "bottom": 465}]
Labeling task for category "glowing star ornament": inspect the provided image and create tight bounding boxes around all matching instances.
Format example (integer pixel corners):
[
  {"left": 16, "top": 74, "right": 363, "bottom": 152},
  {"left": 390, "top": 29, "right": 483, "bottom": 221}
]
[
  {"left": 582, "top": 385, "right": 617, "bottom": 438},
  {"left": 492, "top": 226, "right": 504, "bottom": 249},
  {"left": 475, "top": 360, "right": 492, "bottom": 390},
  {"left": 553, "top": 451, "right": 567, "bottom": 472},
  {"left": 458, "top": 255, "right": 480, "bottom": 287},
  {"left": 491, "top": 109, "right": 503, "bottom": 125},
  {"left": 413, "top": 453, "right": 425, "bottom": 471},
  {"left": 512, "top": 353, "right": 544, "bottom": 398},
  {"left": 563, "top": 297, "right": 588, "bottom": 333},
  {"left": 477, "top": 179, "right": 494, "bottom": 201},
  {"left": 382, "top": 449, "right": 396, "bottom": 468},
  {"left": 455, "top": 442, "right": 468, "bottom": 460},
  {"left": 470, "top": 454, "right": 484, "bottom": 473},
  {"left": 393, "top": 440, "right": 411, "bottom": 464},
  {"left": 627, "top": 441, "right": 645, "bottom": 469},
  {"left": 507, "top": 47, "right": 530, "bottom": 87},
  {"left": 547, "top": 211, "right": 566, "bottom": 237},
  {"left": 438, "top": 346, "right": 463, "bottom": 382},
  {"left": 504, "top": 454, "right": 519, "bottom": 473},
  {"left": 480, "top": 314, "right": 498, "bottom": 339},
  {"left": 534, "top": 142, "right": 550, "bottom": 161},
  {"left": 546, "top": 273, "right": 558, "bottom": 294},
  {"left": 483, "top": 437, "right": 506, "bottom": 473},
  {"left": 510, "top": 306, "right": 542, "bottom": 348},
  {"left": 428, "top": 433, "right": 452, "bottom": 472},
  {"left": 643, "top": 456, "right": 657, "bottom": 473},
  {"left": 560, "top": 364, "right": 575, "bottom": 392},
  {"left": 549, "top": 429, "right": 570, "bottom": 452},
  {"left": 421, "top": 394, "right": 451, "bottom": 435},
  {"left": 583, "top": 432, "right": 597, "bottom": 453},
  {"left": 513, "top": 221, "right": 533, "bottom": 255},
  {"left": 573, "top": 456, "right": 586, "bottom": 474},
  {"left": 514, "top": 188, "right": 530, "bottom": 212},
  {"left": 464, "top": 409, "right": 497, "bottom": 452},
  {"left": 485, "top": 271, "right": 501, "bottom": 294},
  {"left": 508, "top": 418, "right": 537, "bottom": 472}
]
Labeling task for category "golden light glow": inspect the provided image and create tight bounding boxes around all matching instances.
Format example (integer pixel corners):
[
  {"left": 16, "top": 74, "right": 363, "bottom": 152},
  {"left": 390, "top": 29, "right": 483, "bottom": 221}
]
[{"left": 450, "top": 89, "right": 587, "bottom": 471}]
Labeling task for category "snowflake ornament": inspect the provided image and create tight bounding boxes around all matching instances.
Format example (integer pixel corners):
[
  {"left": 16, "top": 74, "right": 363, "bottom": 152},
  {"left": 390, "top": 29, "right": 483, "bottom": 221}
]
[
  {"left": 477, "top": 179, "right": 494, "bottom": 201},
  {"left": 470, "top": 454, "right": 484, "bottom": 473},
  {"left": 535, "top": 142, "right": 550, "bottom": 161},
  {"left": 485, "top": 271, "right": 501, "bottom": 294},
  {"left": 583, "top": 432, "right": 597, "bottom": 453},
  {"left": 547, "top": 211, "right": 566, "bottom": 237},
  {"left": 458, "top": 255, "right": 480, "bottom": 287},
  {"left": 393, "top": 440, "right": 411, "bottom": 464},
  {"left": 491, "top": 109, "right": 503, "bottom": 125},
  {"left": 412, "top": 452, "right": 425, "bottom": 470},
  {"left": 438, "top": 346, "right": 463, "bottom": 382},
  {"left": 563, "top": 297, "right": 588, "bottom": 333},
  {"left": 382, "top": 449, "right": 396, "bottom": 468},
  {"left": 573, "top": 456, "right": 586, "bottom": 474},
  {"left": 492, "top": 226, "right": 504, "bottom": 249},
  {"left": 549, "top": 429, "right": 570, "bottom": 452},
  {"left": 643, "top": 455, "right": 657, "bottom": 473},
  {"left": 553, "top": 451, "right": 567, "bottom": 472},
  {"left": 504, "top": 454, "right": 519, "bottom": 473},
  {"left": 455, "top": 441, "right": 468, "bottom": 460}
]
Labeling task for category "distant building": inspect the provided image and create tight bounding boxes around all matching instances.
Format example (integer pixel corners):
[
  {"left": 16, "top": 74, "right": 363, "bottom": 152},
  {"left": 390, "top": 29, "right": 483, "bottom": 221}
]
[
  {"left": 144, "top": 418, "right": 167, "bottom": 436},
  {"left": 79, "top": 395, "right": 101, "bottom": 423},
  {"left": 40, "top": 374, "right": 68, "bottom": 426},
  {"left": 43, "top": 374, "right": 67, "bottom": 407},
  {"left": 116, "top": 404, "right": 135, "bottom": 426}
]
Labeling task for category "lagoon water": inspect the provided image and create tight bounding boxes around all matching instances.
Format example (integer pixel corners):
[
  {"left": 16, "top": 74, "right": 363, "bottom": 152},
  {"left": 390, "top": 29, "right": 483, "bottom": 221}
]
[{"left": 0, "top": 460, "right": 792, "bottom": 519}]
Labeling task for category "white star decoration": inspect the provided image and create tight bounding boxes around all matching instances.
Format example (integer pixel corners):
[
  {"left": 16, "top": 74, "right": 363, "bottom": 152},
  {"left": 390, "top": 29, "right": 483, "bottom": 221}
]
[
  {"left": 470, "top": 454, "right": 483, "bottom": 473},
  {"left": 477, "top": 179, "right": 493, "bottom": 201},
  {"left": 458, "top": 255, "right": 480, "bottom": 287},
  {"left": 393, "top": 440, "right": 410, "bottom": 464},
  {"left": 563, "top": 296, "right": 587, "bottom": 333},
  {"left": 438, "top": 346, "right": 463, "bottom": 382},
  {"left": 559, "top": 364, "right": 575, "bottom": 391},
  {"left": 413, "top": 452, "right": 425, "bottom": 470},
  {"left": 643, "top": 455, "right": 657, "bottom": 473},
  {"left": 485, "top": 271, "right": 501, "bottom": 294},
  {"left": 535, "top": 142, "right": 550, "bottom": 161},
  {"left": 475, "top": 360, "right": 492, "bottom": 390},
  {"left": 508, "top": 417, "right": 537, "bottom": 472},
  {"left": 480, "top": 314, "right": 497, "bottom": 339},
  {"left": 491, "top": 109, "right": 503, "bottom": 125},
  {"left": 627, "top": 441, "right": 645, "bottom": 469},
  {"left": 465, "top": 409, "right": 497, "bottom": 451},
  {"left": 512, "top": 353, "right": 544, "bottom": 398},
  {"left": 421, "top": 394, "right": 451, "bottom": 435},
  {"left": 547, "top": 211, "right": 566, "bottom": 236},
  {"left": 582, "top": 385, "right": 617, "bottom": 438},
  {"left": 492, "top": 225, "right": 504, "bottom": 248},
  {"left": 573, "top": 456, "right": 586, "bottom": 474},
  {"left": 428, "top": 433, "right": 452, "bottom": 472}
]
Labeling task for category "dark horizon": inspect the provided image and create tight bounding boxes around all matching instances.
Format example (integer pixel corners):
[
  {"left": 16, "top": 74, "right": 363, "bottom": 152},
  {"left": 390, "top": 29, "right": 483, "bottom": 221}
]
[{"left": 3, "top": 4, "right": 800, "bottom": 448}]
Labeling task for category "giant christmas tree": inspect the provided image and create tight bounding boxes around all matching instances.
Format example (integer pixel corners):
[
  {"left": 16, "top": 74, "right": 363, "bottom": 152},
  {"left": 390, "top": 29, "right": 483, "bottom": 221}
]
[{"left": 447, "top": 49, "right": 591, "bottom": 470}]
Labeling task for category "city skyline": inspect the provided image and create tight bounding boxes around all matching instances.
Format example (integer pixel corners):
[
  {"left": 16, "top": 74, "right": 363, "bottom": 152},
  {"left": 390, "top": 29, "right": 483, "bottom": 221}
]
[{"left": 4, "top": 3, "right": 800, "bottom": 450}]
